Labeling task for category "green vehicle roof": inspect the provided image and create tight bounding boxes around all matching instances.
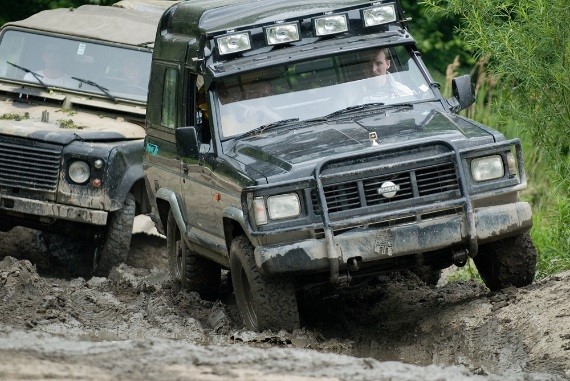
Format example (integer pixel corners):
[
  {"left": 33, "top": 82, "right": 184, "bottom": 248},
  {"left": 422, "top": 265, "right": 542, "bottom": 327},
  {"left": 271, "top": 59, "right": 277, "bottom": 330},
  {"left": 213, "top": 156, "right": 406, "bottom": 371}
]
[{"left": 166, "top": 0, "right": 377, "bottom": 34}]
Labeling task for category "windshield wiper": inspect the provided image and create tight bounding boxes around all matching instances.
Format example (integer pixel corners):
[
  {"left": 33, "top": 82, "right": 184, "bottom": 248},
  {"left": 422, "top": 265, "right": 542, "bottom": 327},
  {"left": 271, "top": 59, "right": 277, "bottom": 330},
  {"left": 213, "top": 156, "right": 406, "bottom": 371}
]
[
  {"left": 238, "top": 118, "right": 300, "bottom": 138},
  {"left": 71, "top": 76, "right": 118, "bottom": 103},
  {"left": 7, "top": 61, "right": 50, "bottom": 91},
  {"left": 323, "top": 103, "right": 414, "bottom": 120}
]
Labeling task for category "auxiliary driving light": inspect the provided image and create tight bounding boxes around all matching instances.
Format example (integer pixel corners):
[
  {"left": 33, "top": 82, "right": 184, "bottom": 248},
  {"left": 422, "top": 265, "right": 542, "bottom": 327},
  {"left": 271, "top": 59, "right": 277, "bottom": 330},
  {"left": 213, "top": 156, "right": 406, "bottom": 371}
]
[
  {"left": 265, "top": 22, "right": 300, "bottom": 45},
  {"left": 313, "top": 14, "right": 348, "bottom": 36},
  {"left": 216, "top": 32, "right": 252, "bottom": 55},
  {"left": 362, "top": 4, "right": 397, "bottom": 27}
]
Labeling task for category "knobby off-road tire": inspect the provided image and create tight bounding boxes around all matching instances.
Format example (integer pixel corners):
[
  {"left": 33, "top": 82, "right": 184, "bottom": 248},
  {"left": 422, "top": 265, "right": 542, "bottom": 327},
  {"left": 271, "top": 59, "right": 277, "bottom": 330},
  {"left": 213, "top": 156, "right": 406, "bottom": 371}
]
[
  {"left": 94, "top": 192, "right": 136, "bottom": 277},
  {"left": 166, "top": 210, "right": 221, "bottom": 300},
  {"left": 473, "top": 232, "right": 537, "bottom": 291},
  {"left": 229, "top": 236, "right": 300, "bottom": 332}
]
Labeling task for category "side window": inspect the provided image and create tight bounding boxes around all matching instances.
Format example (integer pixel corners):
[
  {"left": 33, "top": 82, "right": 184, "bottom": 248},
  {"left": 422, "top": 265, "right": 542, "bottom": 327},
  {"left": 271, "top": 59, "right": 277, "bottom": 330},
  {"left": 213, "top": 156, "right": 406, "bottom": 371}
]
[
  {"left": 161, "top": 68, "right": 178, "bottom": 128},
  {"left": 195, "top": 75, "right": 211, "bottom": 144},
  {"left": 187, "top": 73, "right": 211, "bottom": 145}
]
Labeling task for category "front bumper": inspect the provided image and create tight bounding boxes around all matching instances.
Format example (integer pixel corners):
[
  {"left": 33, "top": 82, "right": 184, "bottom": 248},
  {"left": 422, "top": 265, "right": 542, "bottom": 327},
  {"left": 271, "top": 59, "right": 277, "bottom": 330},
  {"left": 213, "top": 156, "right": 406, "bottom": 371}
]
[
  {"left": 254, "top": 202, "right": 532, "bottom": 275},
  {"left": 0, "top": 194, "right": 108, "bottom": 226}
]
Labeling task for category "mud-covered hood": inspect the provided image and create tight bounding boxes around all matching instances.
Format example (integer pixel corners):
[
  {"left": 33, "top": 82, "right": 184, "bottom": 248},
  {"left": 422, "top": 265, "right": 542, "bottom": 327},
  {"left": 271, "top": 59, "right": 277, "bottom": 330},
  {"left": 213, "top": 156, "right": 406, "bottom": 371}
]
[
  {"left": 0, "top": 99, "right": 145, "bottom": 145},
  {"left": 228, "top": 107, "right": 499, "bottom": 180}
]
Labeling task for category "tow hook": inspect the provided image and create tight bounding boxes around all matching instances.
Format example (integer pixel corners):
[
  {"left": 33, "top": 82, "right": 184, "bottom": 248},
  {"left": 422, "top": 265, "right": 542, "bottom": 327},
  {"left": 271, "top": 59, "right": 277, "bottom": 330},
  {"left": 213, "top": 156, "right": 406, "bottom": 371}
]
[
  {"left": 348, "top": 257, "right": 360, "bottom": 272},
  {"left": 452, "top": 249, "right": 469, "bottom": 267}
]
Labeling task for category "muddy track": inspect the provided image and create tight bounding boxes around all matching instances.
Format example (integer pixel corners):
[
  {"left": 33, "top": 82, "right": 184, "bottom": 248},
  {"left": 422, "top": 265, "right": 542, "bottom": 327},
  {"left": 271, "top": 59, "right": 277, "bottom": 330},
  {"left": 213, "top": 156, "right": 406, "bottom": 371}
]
[{"left": 0, "top": 219, "right": 568, "bottom": 381}]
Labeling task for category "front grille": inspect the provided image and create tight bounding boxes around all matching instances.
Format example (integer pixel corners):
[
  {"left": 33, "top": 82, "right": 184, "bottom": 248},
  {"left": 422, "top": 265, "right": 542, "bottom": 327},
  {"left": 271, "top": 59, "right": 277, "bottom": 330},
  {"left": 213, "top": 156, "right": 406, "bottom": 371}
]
[
  {"left": 0, "top": 137, "right": 62, "bottom": 192},
  {"left": 312, "top": 160, "right": 460, "bottom": 215}
]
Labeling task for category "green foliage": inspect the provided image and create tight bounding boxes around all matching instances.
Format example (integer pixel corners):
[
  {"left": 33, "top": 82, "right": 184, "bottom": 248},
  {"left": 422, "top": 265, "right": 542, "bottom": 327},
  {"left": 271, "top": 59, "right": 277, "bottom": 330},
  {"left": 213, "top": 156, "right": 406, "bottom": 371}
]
[
  {"left": 400, "top": 0, "right": 473, "bottom": 75},
  {"left": 424, "top": 0, "right": 570, "bottom": 277},
  {"left": 0, "top": 0, "right": 115, "bottom": 25}
]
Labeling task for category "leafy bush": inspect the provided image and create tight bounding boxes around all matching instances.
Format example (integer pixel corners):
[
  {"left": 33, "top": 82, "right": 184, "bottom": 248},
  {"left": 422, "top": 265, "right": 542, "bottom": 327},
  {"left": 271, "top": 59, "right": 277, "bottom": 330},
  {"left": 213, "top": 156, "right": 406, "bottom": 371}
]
[{"left": 425, "top": 0, "right": 570, "bottom": 276}]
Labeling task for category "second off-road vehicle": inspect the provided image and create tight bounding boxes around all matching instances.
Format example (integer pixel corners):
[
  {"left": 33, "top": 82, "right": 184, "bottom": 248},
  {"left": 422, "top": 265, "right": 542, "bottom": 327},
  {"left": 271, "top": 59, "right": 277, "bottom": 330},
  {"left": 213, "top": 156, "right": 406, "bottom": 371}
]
[
  {"left": 0, "top": 3, "right": 173, "bottom": 275},
  {"left": 144, "top": 0, "right": 537, "bottom": 331}
]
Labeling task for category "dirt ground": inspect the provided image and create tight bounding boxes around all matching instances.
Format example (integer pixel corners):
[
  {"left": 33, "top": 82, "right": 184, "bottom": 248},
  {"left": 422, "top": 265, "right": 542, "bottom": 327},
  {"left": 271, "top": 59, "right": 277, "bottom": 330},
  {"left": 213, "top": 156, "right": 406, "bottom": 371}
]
[{"left": 0, "top": 216, "right": 568, "bottom": 381}]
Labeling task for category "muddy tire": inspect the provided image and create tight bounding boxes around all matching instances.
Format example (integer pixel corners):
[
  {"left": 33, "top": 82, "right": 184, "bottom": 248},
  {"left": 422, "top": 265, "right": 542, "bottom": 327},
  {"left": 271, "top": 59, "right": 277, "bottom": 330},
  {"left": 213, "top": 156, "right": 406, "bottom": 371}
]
[
  {"left": 229, "top": 236, "right": 299, "bottom": 332},
  {"left": 166, "top": 210, "right": 221, "bottom": 300},
  {"left": 38, "top": 232, "right": 93, "bottom": 277},
  {"left": 473, "top": 232, "right": 537, "bottom": 291},
  {"left": 94, "top": 192, "right": 135, "bottom": 277}
]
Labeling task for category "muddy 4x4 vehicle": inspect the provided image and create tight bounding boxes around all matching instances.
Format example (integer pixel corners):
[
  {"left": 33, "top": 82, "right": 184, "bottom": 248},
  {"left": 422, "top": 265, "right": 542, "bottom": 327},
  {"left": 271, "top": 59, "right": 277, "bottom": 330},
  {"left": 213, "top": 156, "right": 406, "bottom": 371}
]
[
  {"left": 144, "top": 0, "right": 537, "bottom": 331},
  {"left": 0, "top": 4, "right": 173, "bottom": 276}
]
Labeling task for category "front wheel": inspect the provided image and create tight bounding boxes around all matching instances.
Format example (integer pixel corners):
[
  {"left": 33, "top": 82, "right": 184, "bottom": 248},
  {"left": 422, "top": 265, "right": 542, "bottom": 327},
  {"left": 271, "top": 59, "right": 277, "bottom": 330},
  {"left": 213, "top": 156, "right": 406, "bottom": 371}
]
[
  {"left": 473, "top": 232, "right": 537, "bottom": 291},
  {"left": 166, "top": 210, "right": 221, "bottom": 300},
  {"left": 94, "top": 192, "right": 136, "bottom": 277},
  {"left": 229, "top": 236, "right": 299, "bottom": 332}
]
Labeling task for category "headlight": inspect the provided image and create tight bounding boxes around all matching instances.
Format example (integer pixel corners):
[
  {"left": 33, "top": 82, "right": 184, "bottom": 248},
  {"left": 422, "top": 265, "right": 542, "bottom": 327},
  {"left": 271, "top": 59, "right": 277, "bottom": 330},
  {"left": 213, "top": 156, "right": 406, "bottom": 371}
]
[
  {"left": 216, "top": 32, "right": 252, "bottom": 55},
  {"left": 267, "top": 193, "right": 301, "bottom": 220},
  {"left": 252, "top": 193, "right": 302, "bottom": 226},
  {"left": 265, "top": 22, "right": 300, "bottom": 45},
  {"left": 471, "top": 155, "right": 504, "bottom": 182},
  {"left": 68, "top": 160, "right": 90, "bottom": 184},
  {"left": 313, "top": 14, "right": 348, "bottom": 36},
  {"left": 362, "top": 5, "right": 397, "bottom": 27}
]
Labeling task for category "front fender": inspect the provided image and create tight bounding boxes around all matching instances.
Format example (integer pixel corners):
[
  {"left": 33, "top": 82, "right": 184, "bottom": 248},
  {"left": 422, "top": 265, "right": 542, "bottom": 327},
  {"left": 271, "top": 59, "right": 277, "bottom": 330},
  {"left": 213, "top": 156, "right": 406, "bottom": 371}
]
[{"left": 106, "top": 141, "right": 144, "bottom": 211}]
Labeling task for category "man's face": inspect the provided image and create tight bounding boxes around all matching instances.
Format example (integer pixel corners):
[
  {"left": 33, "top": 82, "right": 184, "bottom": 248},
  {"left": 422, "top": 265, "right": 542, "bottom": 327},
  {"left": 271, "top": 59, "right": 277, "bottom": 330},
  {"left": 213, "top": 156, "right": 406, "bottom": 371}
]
[{"left": 369, "top": 50, "right": 391, "bottom": 77}]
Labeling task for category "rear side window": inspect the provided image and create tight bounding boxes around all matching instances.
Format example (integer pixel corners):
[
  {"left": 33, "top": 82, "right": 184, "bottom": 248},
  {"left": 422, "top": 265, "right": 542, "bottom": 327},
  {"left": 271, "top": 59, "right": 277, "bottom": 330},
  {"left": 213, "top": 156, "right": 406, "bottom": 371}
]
[{"left": 161, "top": 68, "right": 178, "bottom": 128}]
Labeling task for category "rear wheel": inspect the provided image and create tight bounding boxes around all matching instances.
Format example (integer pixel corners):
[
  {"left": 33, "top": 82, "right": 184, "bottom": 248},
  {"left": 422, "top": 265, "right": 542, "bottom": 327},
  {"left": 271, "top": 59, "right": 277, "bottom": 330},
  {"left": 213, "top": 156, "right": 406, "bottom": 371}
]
[
  {"left": 229, "top": 236, "right": 299, "bottom": 332},
  {"left": 473, "top": 232, "right": 537, "bottom": 291},
  {"left": 166, "top": 210, "right": 221, "bottom": 300}
]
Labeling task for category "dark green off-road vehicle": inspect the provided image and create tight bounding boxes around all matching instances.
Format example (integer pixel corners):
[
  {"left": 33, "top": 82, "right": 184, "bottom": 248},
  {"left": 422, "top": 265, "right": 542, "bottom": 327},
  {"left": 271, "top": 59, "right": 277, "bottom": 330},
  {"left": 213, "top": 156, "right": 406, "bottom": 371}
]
[
  {"left": 144, "top": 0, "right": 537, "bottom": 331},
  {"left": 0, "top": 3, "right": 174, "bottom": 276}
]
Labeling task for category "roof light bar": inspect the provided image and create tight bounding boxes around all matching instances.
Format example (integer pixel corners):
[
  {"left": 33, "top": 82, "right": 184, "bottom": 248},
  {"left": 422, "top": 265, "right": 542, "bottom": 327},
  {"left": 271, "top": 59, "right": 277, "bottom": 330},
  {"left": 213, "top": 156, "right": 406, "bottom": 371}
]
[
  {"left": 313, "top": 14, "right": 348, "bottom": 36},
  {"left": 216, "top": 32, "right": 252, "bottom": 55},
  {"left": 362, "top": 4, "right": 397, "bottom": 27},
  {"left": 265, "top": 22, "right": 300, "bottom": 45}
]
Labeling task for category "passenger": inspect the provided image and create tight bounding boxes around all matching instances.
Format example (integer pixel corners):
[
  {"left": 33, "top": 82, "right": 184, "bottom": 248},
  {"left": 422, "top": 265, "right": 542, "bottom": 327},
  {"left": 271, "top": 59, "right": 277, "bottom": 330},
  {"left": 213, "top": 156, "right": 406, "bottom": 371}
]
[
  {"left": 363, "top": 48, "right": 414, "bottom": 100},
  {"left": 120, "top": 55, "right": 147, "bottom": 94},
  {"left": 23, "top": 44, "right": 74, "bottom": 87},
  {"left": 219, "top": 79, "right": 280, "bottom": 137}
]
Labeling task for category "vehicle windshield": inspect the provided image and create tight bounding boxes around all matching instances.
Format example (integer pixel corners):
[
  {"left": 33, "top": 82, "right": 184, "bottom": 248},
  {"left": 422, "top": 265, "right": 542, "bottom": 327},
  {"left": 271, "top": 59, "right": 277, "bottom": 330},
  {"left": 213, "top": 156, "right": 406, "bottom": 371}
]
[
  {"left": 214, "top": 45, "right": 436, "bottom": 139},
  {"left": 0, "top": 30, "right": 151, "bottom": 102}
]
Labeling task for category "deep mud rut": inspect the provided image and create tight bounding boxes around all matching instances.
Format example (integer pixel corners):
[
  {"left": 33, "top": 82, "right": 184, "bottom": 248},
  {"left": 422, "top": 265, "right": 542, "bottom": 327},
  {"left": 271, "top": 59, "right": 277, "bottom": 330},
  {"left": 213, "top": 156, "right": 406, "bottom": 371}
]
[{"left": 0, "top": 217, "right": 568, "bottom": 381}]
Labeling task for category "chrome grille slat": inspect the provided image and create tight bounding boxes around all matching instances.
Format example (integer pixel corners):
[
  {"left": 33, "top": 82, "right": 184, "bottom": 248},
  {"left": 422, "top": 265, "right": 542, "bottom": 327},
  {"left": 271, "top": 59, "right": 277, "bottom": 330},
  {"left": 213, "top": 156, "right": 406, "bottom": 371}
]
[{"left": 0, "top": 138, "right": 62, "bottom": 192}]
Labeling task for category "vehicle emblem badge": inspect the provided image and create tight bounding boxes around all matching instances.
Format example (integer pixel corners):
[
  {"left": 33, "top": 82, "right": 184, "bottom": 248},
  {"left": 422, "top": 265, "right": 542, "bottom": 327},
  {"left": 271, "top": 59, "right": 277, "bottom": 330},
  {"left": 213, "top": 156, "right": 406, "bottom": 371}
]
[{"left": 378, "top": 181, "right": 399, "bottom": 198}]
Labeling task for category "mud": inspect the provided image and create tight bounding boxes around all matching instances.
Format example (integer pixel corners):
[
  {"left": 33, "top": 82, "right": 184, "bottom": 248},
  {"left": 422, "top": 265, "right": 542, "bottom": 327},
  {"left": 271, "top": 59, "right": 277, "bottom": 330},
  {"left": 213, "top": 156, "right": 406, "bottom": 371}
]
[{"left": 0, "top": 217, "right": 568, "bottom": 380}]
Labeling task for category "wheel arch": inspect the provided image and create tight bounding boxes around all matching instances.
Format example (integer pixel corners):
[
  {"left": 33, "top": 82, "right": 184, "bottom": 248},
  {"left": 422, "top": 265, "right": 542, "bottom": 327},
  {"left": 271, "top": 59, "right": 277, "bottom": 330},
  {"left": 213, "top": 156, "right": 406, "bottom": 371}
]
[
  {"left": 156, "top": 188, "right": 187, "bottom": 236},
  {"left": 222, "top": 206, "right": 249, "bottom": 254}
]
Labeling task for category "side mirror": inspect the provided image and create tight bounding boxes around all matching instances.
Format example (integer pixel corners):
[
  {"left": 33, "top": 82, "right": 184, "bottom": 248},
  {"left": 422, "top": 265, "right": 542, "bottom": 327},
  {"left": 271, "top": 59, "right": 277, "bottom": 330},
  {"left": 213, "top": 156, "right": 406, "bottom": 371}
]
[
  {"left": 448, "top": 74, "right": 475, "bottom": 112},
  {"left": 175, "top": 126, "right": 199, "bottom": 158}
]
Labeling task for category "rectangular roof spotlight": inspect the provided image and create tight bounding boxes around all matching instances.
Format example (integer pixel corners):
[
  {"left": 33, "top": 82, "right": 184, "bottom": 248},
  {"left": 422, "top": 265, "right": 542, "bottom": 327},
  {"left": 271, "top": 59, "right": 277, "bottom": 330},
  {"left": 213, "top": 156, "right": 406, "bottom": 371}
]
[{"left": 362, "top": 4, "right": 397, "bottom": 27}]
